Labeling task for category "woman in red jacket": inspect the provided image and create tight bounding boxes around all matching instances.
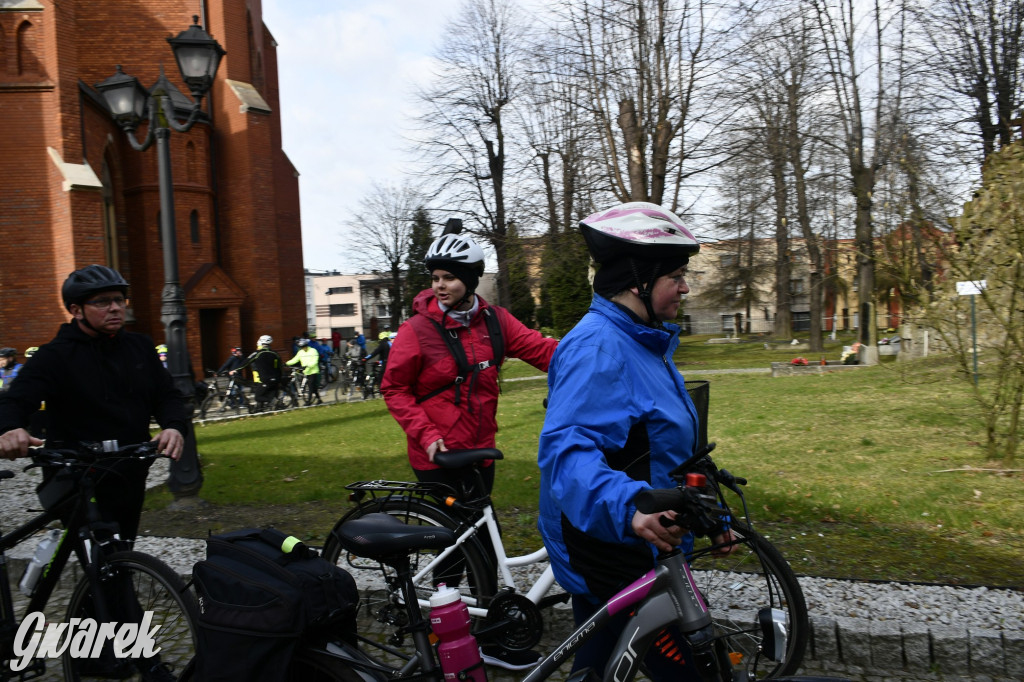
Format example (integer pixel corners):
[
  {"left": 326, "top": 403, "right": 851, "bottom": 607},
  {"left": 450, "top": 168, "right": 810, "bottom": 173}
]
[
  {"left": 381, "top": 233, "right": 557, "bottom": 669},
  {"left": 382, "top": 233, "right": 557, "bottom": 480}
]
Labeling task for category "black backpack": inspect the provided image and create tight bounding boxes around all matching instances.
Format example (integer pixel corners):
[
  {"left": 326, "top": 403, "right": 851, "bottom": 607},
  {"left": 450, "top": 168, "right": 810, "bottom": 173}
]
[
  {"left": 416, "top": 306, "right": 506, "bottom": 406},
  {"left": 192, "top": 528, "right": 358, "bottom": 682}
]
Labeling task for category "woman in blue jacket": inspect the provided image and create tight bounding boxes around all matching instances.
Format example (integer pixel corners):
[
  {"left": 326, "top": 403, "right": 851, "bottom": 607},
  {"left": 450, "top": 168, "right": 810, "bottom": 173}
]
[{"left": 538, "top": 202, "right": 735, "bottom": 680}]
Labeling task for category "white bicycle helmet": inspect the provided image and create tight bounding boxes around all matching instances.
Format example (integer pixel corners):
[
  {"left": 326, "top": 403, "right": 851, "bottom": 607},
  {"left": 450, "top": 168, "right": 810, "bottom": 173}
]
[
  {"left": 258, "top": 335, "right": 273, "bottom": 348},
  {"left": 580, "top": 202, "right": 699, "bottom": 264},
  {"left": 424, "top": 234, "right": 486, "bottom": 275}
]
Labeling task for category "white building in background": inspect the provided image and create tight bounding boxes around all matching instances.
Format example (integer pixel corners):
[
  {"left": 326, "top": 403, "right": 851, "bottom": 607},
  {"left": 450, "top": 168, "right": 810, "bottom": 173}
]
[{"left": 304, "top": 270, "right": 498, "bottom": 348}]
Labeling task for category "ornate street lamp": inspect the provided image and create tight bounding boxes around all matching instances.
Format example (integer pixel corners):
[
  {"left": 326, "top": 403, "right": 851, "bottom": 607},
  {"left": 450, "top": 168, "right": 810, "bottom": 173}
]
[{"left": 95, "top": 16, "right": 225, "bottom": 503}]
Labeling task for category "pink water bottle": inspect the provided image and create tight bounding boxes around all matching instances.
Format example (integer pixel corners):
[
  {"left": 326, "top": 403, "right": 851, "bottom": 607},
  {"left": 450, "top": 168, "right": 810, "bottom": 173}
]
[{"left": 430, "top": 583, "right": 487, "bottom": 681}]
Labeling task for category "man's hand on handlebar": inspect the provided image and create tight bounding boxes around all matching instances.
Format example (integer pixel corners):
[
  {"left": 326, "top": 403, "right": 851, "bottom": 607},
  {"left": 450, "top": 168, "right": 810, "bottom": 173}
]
[
  {"left": 0, "top": 428, "right": 45, "bottom": 460},
  {"left": 632, "top": 510, "right": 687, "bottom": 553},
  {"left": 150, "top": 428, "right": 184, "bottom": 460}
]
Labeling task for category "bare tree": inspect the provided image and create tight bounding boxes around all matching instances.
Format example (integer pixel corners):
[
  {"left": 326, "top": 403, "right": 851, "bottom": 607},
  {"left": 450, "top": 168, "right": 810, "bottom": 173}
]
[
  {"left": 414, "top": 0, "right": 532, "bottom": 306},
  {"left": 810, "top": 0, "right": 911, "bottom": 364},
  {"left": 342, "top": 182, "right": 424, "bottom": 330},
  {"left": 922, "top": 0, "right": 1024, "bottom": 162},
  {"left": 551, "top": 0, "right": 730, "bottom": 212},
  {"left": 702, "top": 153, "right": 775, "bottom": 332}
]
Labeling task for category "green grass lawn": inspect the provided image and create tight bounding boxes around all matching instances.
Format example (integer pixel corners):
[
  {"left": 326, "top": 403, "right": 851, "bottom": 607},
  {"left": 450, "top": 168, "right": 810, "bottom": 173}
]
[{"left": 151, "top": 341, "right": 1023, "bottom": 588}]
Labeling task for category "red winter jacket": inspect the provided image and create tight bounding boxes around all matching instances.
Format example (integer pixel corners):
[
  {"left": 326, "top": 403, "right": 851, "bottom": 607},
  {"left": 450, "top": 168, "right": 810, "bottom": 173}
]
[{"left": 382, "top": 289, "right": 558, "bottom": 471}]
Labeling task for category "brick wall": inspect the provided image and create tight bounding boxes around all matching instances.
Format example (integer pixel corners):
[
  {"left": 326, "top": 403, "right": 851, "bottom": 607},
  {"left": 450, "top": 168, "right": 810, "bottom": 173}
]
[{"left": 0, "top": 0, "right": 305, "bottom": 372}]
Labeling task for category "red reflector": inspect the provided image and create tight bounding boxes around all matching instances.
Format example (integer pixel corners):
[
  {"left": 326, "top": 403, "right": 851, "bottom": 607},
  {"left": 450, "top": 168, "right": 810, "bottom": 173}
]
[{"left": 685, "top": 473, "right": 707, "bottom": 488}]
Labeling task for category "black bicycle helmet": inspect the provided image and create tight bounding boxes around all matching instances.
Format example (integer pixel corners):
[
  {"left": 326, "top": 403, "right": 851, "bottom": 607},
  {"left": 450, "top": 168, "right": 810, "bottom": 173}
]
[
  {"left": 61, "top": 264, "right": 129, "bottom": 310},
  {"left": 0, "top": 347, "right": 15, "bottom": 358}
]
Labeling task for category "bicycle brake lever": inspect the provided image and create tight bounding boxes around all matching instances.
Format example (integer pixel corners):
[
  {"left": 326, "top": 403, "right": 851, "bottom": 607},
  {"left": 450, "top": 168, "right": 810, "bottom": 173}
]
[{"left": 716, "top": 468, "right": 747, "bottom": 495}]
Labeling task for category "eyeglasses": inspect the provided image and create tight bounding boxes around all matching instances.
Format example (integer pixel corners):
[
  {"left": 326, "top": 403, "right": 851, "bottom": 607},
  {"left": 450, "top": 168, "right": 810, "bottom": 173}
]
[{"left": 83, "top": 296, "right": 129, "bottom": 309}]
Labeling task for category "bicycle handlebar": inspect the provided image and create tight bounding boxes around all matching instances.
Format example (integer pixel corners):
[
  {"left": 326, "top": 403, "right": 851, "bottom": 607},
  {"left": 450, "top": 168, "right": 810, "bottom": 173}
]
[
  {"left": 634, "top": 484, "right": 729, "bottom": 537},
  {"left": 26, "top": 441, "right": 162, "bottom": 471}
]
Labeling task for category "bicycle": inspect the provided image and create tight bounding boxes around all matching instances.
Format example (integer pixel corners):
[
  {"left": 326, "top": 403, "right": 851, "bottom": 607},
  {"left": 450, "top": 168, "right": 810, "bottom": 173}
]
[
  {"left": 0, "top": 441, "right": 198, "bottom": 680},
  {"left": 334, "top": 358, "right": 362, "bottom": 403},
  {"left": 290, "top": 443, "right": 840, "bottom": 682},
  {"left": 198, "top": 370, "right": 250, "bottom": 418},
  {"left": 298, "top": 372, "right": 324, "bottom": 406},
  {"left": 322, "top": 443, "right": 809, "bottom": 681},
  {"left": 249, "top": 372, "right": 299, "bottom": 413},
  {"left": 362, "top": 361, "right": 383, "bottom": 400}
]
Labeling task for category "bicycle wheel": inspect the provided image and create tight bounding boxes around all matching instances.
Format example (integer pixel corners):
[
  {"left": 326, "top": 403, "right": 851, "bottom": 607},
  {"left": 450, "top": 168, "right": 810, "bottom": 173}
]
[
  {"left": 686, "top": 522, "right": 808, "bottom": 679},
  {"left": 198, "top": 389, "right": 215, "bottom": 420},
  {"left": 63, "top": 550, "right": 198, "bottom": 681},
  {"left": 276, "top": 383, "right": 298, "bottom": 410},
  {"left": 322, "top": 498, "right": 496, "bottom": 624},
  {"left": 338, "top": 364, "right": 355, "bottom": 401}
]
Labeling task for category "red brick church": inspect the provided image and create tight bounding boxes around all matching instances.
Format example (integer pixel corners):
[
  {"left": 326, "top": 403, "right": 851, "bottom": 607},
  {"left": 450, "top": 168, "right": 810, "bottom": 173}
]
[{"left": 0, "top": 0, "right": 305, "bottom": 371}]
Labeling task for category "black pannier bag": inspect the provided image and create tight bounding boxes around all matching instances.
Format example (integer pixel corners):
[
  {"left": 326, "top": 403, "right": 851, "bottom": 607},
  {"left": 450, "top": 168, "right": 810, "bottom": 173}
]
[{"left": 192, "top": 528, "right": 358, "bottom": 682}]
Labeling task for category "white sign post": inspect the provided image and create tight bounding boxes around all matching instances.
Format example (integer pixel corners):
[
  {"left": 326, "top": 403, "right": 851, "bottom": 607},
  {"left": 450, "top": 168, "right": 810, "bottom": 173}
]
[{"left": 956, "top": 280, "right": 987, "bottom": 385}]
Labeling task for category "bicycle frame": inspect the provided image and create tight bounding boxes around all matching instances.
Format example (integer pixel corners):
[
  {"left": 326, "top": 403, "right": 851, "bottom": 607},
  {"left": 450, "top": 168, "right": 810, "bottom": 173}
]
[
  {"left": 0, "top": 471, "right": 122, "bottom": 677},
  {"left": 523, "top": 550, "right": 716, "bottom": 682},
  {"left": 346, "top": 482, "right": 558, "bottom": 617}
]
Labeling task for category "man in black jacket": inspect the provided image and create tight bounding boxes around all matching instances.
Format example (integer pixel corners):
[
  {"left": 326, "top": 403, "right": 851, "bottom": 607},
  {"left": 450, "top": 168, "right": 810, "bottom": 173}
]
[
  {"left": 0, "top": 265, "right": 188, "bottom": 541},
  {"left": 231, "top": 334, "right": 281, "bottom": 411}
]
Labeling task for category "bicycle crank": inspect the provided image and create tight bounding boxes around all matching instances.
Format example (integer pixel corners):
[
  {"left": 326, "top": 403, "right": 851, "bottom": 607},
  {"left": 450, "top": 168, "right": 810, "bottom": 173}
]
[{"left": 480, "top": 592, "right": 544, "bottom": 651}]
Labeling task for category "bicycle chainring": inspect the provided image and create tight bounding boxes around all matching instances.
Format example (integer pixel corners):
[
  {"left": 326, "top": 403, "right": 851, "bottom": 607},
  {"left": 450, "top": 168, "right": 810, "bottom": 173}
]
[{"left": 484, "top": 592, "right": 543, "bottom": 651}]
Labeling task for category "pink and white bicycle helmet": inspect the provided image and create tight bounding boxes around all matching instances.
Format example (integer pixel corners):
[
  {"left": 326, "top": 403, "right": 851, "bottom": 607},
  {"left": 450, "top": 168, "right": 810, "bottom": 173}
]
[{"left": 580, "top": 202, "right": 698, "bottom": 265}]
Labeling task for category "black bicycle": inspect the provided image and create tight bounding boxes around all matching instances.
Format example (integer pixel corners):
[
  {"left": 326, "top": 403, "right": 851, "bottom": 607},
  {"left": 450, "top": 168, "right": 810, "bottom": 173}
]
[
  {"left": 0, "top": 441, "right": 198, "bottom": 680},
  {"left": 198, "top": 370, "right": 250, "bottom": 418}
]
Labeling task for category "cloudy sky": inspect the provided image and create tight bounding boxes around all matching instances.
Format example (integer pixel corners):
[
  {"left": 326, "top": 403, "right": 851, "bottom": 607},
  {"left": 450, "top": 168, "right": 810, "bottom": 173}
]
[{"left": 260, "top": 0, "right": 464, "bottom": 272}]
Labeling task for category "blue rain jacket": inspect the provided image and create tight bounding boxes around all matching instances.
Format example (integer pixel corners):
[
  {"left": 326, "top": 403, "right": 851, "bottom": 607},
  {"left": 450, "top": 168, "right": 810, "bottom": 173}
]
[{"left": 538, "top": 294, "right": 699, "bottom": 600}]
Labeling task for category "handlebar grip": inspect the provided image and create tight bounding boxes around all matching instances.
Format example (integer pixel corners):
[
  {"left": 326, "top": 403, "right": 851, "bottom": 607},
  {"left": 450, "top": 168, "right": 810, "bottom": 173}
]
[{"left": 634, "top": 488, "right": 684, "bottom": 515}]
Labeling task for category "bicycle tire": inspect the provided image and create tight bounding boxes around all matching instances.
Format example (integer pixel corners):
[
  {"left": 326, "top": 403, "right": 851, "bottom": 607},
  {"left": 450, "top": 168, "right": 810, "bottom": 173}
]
[
  {"left": 198, "top": 390, "right": 215, "bottom": 420},
  {"left": 62, "top": 550, "right": 198, "bottom": 681},
  {"left": 322, "top": 498, "right": 496, "bottom": 626},
  {"left": 686, "top": 522, "right": 808, "bottom": 679},
  {"left": 276, "top": 383, "right": 299, "bottom": 410}
]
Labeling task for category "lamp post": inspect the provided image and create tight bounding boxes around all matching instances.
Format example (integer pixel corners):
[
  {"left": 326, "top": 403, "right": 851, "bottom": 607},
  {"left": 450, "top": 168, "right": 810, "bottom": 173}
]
[{"left": 95, "top": 16, "right": 225, "bottom": 503}]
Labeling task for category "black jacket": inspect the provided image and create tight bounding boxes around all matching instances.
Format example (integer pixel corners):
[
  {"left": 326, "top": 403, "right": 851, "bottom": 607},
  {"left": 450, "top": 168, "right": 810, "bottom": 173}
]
[
  {"left": 238, "top": 348, "right": 282, "bottom": 384},
  {"left": 217, "top": 354, "right": 246, "bottom": 374},
  {"left": 0, "top": 322, "right": 189, "bottom": 446}
]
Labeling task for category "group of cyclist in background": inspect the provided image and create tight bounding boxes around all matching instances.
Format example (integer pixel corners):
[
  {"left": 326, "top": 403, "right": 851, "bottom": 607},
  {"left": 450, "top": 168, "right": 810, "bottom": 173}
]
[{"left": 202, "top": 327, "right": 394, "bottom": 412}]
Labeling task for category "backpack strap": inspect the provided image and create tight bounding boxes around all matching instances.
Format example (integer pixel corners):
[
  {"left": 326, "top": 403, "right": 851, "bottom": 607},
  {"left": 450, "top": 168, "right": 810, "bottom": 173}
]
[{"left": 415, "top": 307, "right": 505, "bottom": 406}]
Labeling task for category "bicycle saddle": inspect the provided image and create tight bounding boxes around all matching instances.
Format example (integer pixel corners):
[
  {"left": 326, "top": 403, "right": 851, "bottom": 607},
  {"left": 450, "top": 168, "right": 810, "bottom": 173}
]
[
  {"left": 433, "top": 448, "right": 504, "bottom": 469},
  {"left": 335, "top": 513, "right": 456, "bottom": 560}
]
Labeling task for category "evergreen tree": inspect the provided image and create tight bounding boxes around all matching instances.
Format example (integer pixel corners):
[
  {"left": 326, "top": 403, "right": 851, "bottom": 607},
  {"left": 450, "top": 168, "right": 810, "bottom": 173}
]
[
  {"left": 404, "top": 208, "right": 434, "bottom": 317},
  {"left": 540, "top": 229, "right": 591, "bottom": 336},
  {"left": 505, "top": 225, "right": 536, "bottom": 326}
]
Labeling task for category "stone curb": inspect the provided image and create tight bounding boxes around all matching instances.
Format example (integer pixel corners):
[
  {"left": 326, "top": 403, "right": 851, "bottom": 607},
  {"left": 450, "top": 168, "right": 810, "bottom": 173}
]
[{"left": 476, "top": 605, "right": 1021, "bottom": 682}]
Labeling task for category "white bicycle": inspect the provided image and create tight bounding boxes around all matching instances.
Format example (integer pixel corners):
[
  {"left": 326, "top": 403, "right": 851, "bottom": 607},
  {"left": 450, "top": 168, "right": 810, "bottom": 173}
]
[{"left": 321, "top": 445, "right": 810, "bottom": 679}]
